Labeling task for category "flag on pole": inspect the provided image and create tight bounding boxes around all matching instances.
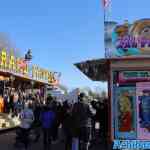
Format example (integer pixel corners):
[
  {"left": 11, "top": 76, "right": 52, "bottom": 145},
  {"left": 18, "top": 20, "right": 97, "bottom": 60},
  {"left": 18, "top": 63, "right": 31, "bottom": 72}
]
[{"left": 102, "top": 0, "right": 111, "bottom": 8}]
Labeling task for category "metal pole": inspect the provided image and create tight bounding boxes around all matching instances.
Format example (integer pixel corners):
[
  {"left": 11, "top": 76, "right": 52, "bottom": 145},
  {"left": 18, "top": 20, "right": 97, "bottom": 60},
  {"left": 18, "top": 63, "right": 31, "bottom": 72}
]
[
  {"left": 103, "top": 0, "right": 112, "bottom": 58},
  {"left": 104, "top": 8, "right": 107, "bottom": 58}
]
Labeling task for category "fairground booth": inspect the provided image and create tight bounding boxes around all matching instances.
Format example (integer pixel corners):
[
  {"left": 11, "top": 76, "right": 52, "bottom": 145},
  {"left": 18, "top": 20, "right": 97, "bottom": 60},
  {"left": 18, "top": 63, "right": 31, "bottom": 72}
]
[
  {"left": 75, "top": 19, "right": 150, "bottom": 148},
  {"left": 0, "top": 48, "right": 59, "bottom": 130}
]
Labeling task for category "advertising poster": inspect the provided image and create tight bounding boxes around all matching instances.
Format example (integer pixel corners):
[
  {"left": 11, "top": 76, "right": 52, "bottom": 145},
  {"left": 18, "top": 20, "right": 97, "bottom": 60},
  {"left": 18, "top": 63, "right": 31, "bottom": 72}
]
[
  {"left": 105, "top": 19, "right": 150, "bottom": 58},
  {"left": 136, "top": 82, "right": 150, "bottom": 139},
  {"left": 114, "top": 86, "right": 136, "bottom": 139}
]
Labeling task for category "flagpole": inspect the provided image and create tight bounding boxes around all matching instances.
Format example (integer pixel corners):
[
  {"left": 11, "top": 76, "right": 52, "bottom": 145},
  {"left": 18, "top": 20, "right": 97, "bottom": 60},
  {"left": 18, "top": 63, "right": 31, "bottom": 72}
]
[
  {"left": 104, "top": 7, "right": 107, "bottom": 58},
  {"left": 103, "top": 0, "right": 111, "bottom": 58}
]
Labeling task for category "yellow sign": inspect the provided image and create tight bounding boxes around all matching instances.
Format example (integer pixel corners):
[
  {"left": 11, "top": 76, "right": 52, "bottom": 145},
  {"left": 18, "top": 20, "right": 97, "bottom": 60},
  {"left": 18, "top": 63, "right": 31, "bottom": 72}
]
[
  {"left": 1, "top": 48, "right": 7, "bottom": 69},
  {"left": 32, "top": 65, "right": 56, "bottom": 84},
  {"left": 0, "top": 49, "right": 57, "bottom": 85}
]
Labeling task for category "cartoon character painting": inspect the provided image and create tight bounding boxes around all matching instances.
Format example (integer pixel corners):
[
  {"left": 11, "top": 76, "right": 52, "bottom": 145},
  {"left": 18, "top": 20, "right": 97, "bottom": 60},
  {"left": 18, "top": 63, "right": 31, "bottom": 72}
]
[
  {"left": 136, "top": 82, "right": 150, "bottom": 139},
  {"left": 118, "top": 90, "right": 133, "bottom": 132},
  {"left": 114, "top": 86, "right": 136, "bottom": 139},
  {"left": 112, "top": 20, "right": 140, "bottom": 57},
  {"left": 111, "top": 19, "right": 150, "bottom": 57},
  {"left": 139, "top": 90, "right": 150, "bottom": 131}
]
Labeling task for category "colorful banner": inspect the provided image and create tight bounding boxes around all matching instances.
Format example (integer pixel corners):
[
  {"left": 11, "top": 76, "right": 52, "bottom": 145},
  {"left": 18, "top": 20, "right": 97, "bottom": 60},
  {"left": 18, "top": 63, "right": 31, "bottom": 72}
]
[
  {"left": 136, "top": 82, "right": 150, "bottom": 139},
  {"left": 114, "top": 86, "right": 137, "bottom": 139},
  {"left": 105, "top": 19, "right": 150, "bottom": 58}
]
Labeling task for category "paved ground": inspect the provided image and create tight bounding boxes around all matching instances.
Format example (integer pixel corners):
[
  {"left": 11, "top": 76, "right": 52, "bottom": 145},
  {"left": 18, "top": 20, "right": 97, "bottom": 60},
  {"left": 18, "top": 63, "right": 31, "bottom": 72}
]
[{"left": 0, "top": 131, "right": 110, "bottom": 150}]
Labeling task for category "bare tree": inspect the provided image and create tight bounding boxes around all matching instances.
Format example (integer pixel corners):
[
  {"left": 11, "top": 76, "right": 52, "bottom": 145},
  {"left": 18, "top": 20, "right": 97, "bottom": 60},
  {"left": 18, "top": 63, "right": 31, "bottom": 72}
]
[
  {"left": 101, "top": 90, "right": 107, "bottom": 99},
  {"left": 0, "top": 32, "right": 21, "bottom": 57},
  {"left": 59, "top": 84, "right": 68, "bottom": 95}
]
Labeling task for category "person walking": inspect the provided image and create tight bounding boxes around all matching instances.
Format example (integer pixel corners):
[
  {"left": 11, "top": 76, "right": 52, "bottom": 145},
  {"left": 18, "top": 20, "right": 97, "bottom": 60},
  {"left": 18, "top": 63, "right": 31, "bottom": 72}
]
[
  {"left": 40, "top": 103, "right": 56, "bottom": 150},
  {"left": 3, "top": 91, "right": 9, "bottom": 113},
  {"left": 90, "top": 100, "right": 97, "bottom": 144},
  {"left": 51, "top": 100, "right": 60, "bottom": 142},
  {"left": 62, "top": 101, "right": 73, "bottom": 150},
  {"left": 72, "top": 93, "right": 94, "bottom": 150},
  {"left": 9, "top": 91, "right": 14, "bottom": 116},
  {"left": 18, "top": 102, "right": 34, "bottom": 150},
  {"left": 32, "top": 102, "right": 42, "bottom": 143}
]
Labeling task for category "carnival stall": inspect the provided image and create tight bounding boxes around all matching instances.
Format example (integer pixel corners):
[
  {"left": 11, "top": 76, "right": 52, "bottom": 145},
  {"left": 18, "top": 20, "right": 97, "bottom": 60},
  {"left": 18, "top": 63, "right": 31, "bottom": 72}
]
[
  {"left": 75, "top": 19, "right": 150, "bottom": 148},
  {"left": 0, "top": 48, "right": 59, "bottom": 130}
]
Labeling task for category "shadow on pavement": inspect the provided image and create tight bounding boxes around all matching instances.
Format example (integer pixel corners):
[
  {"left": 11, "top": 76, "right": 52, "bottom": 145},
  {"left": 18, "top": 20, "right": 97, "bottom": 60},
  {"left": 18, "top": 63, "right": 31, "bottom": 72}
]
[{"left": 0, "top": 131, "right": 110, "bottom": 150}]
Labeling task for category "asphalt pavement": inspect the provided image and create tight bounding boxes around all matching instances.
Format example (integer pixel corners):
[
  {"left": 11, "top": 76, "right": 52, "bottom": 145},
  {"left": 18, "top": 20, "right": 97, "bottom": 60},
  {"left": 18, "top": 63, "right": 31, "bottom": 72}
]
[{"left": 0, "top": 130, "right": 109, "bottom": 150}]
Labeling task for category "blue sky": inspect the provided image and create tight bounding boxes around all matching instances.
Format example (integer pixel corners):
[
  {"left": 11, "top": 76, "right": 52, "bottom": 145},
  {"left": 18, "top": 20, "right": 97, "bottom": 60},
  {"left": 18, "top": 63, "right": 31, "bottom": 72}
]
[
  {"left": 0, "top": 0, "right": 148, "bottom": 90},
  {"left": 110, "top": 0, "right": 149, "bottom": 22}
]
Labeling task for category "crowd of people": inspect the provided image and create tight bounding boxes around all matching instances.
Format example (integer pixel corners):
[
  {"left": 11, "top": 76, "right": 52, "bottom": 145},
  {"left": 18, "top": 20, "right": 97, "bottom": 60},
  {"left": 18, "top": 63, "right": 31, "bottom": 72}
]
[
  {"left": 13, "top": 92, "right": 108, "bottom": 150},
  {"left": 0, "top": 87, "right": 108, "bottom": 150},
  {"left": 0, "top": 87, "right": 44, "bottom": 116}
]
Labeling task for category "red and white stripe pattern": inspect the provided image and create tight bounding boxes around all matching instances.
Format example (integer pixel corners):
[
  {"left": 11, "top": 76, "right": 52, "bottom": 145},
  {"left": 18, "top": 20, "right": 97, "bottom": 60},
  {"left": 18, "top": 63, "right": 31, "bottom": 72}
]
[{"left": 102, "top": 0, "right": 111, "bottom": 8}]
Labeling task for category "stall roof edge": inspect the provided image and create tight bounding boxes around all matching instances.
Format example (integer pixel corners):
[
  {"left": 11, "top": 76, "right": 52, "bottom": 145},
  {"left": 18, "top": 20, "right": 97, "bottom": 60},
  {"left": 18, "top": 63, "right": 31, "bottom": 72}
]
[
  {"left": 74, "top": 57, "right": 150, "bottom": 81},
  {"left": 74, "top": 58, "right": 109, "bottom": 82}
]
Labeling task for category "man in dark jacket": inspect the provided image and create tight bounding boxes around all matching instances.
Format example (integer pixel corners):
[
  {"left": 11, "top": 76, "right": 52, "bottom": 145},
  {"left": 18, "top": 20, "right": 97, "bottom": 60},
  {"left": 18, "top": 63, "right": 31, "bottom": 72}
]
[
  {"left": 40, "top": 105, "right": 55, "bottom": 150},
  {"left": 72, "top": 93, "right": 94, "bottom": 150},
  {"left": 32, "top": 102, "right": 42, "bottom": 142},
  {"left": 62, "top": 101, "right": 73, "bottom": 150}
]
